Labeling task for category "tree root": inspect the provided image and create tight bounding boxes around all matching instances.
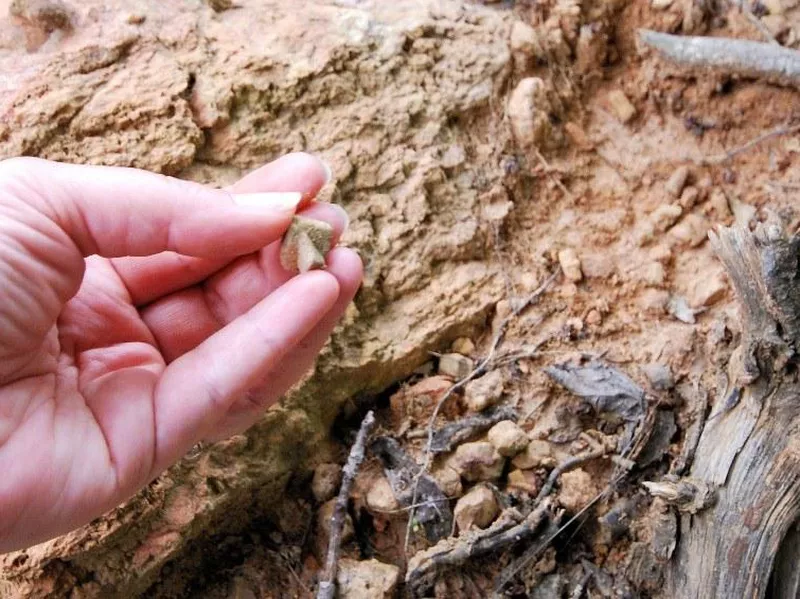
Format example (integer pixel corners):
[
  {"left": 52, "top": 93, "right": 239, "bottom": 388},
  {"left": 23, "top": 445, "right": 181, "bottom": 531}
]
[{"left": 638, "top": 29, "right": 800, "bottom": 88}]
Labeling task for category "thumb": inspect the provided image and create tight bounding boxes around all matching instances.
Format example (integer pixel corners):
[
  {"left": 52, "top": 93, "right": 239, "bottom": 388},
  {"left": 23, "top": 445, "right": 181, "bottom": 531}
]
[{"left": 0, "top": 157, "right": 305, "bottom": 260}]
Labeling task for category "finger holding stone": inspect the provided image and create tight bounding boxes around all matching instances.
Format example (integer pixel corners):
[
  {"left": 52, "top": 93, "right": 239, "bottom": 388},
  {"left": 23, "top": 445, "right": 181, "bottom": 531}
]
[{"left": 141, "top": 203, "right": 348, "bottom": 362}]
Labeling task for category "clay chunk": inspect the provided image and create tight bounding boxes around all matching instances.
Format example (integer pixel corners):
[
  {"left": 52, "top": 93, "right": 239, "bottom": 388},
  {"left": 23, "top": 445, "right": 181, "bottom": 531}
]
[{"left": 279, "top": 216, "right": 334, "bottom": 273}]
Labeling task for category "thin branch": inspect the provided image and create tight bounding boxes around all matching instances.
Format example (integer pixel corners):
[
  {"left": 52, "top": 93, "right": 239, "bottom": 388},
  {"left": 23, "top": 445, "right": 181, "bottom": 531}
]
[
  {"left": 638, "top": 29, "right": 800, "bottom": 88},
  {"left": 702, "top": 123, "right": 800, "bottom": 165},
  {"left": 316, "top": 411, "right": 376, "bottom": 599},
  {"left": 405, "top": 500, "right": 554, "bottom": 591}
]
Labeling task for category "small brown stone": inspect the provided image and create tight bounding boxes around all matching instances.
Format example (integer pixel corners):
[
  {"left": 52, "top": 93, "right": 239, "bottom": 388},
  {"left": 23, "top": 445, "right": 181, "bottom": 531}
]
[
  {"left": 557, "top": 468, "right": 599, "bottom": 512},
  {"left": 448, "top": 441, "right": 506, "bottom": 482},
  {"left": 336, "top": 558, "right": 400, "bottom": 599},
  {"left": 512, "top": 439, "right": 556, "bottom": 470},
  {"left": 463, "top": 370, "right": 504, "bottom": 412},
  {"left": 605, "top": 89, "right": 636, "bottom": 123},
  {"left": 311, "top": 463, "right": 342, "bottom": 503},
  {"left": 488, "top": 420, "right": 530, "bottom": 457},
  {"left": 451, "top": 337, "right": 476, "bottom": 355},
  {"left": 507, "top": 468, "right": 543, "bottom": 495},
  {"left": 366, "top": 477, "right": 398, "bottom": 514},
  {"left": 432, "top": 465, "right": 463, "bottom": 498},
  {"left": 454, "top": 485, "right": 499, "bottom": 532},
  {"left": 279, "top": 216, "right": 334, "bottom": 273}
]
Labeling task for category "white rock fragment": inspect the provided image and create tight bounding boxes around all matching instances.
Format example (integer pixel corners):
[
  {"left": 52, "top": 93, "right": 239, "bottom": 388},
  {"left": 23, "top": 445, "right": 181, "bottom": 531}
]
[
  {"left": 438, "top": 353, "right": 474, "bottom": 379},
  {"left": 558, "top": 248, "right": 583, "bottom": 282}
]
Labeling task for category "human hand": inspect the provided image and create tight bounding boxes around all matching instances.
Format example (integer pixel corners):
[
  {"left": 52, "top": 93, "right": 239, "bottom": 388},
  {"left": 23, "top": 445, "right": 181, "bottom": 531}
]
[{"left": 0, "top": 153, "right": 362, "bottom": 552}]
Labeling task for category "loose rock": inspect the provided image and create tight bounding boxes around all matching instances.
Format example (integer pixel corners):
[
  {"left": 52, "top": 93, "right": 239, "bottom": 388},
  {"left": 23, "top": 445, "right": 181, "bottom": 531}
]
[
  {"left": 447, "top": 441, "right": 506, "bottom": 482},
  {"left": 558, "top": 468, "right": 599, "bottom": 512},
  {"left": 432, "top": 465, "right": 463, "bottom": 498},
  {"left": 450, "top": 337, "right": 476, "bottom": 355},
  {"left": 558, "top": 248, "right": 583, "bottom": 282},
  {"left": 507, "top": 468, "right": 543, "bottom": 495},
  {"left": 507, "top": 77, "right": 552, "bottom": 148},
  {"left": 509, "top": 20, "right": 543, "bottom": 58},
  {"left": 487, "top": 420, "right": 530, "bottom": 457},
  {"left": 463, "top": 370, "right": 504, "bottom": 412},
  {"left": 312, "top": 463, "right": 343, "bottom": 503},
  {"left": 512, "top": 439, "right": 556, "bottom": 470},
  {"left": 366, "top": 477, "right": 399, "bottom": 514},
  {"left": 605, "top": 89, "right": 637, "bottom": 123},
  {"left": 336, "top": 558, "right": 400, "bottom": 599},
  {"left": 665, "top": 166, "right": 690, "bottom": 198},
  {"left": 438, "top": 353, "right": 474, "bottom": 379},
  {"left": 454, "top": 485, "right": 499, "bottom": 532},
  {"left": 279, "top": 215, "right": 334, "bottom": 273}
]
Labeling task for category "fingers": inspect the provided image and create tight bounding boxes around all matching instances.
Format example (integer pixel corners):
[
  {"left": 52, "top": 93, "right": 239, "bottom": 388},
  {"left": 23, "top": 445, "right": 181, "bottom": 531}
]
[
  {"left": 140, "top": 202, "right": 348, "bottom": 361},
  {"left": 152, "top": 271, "right": 340, "bottom": 471},
  {"left": 111, "top": 152, "right": 332, "bottom": 304},
  {"left": 206, "top": 248, "right": 363, "bottom": 441},
  {"left": 0, "top": 157, "right": 311, "bottom": 260}
]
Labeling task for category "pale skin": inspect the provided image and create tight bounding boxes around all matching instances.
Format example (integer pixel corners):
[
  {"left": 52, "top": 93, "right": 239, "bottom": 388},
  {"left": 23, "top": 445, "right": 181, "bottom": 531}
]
[{"left": 0, "top": 153, "right": 363, "bottom": 553}]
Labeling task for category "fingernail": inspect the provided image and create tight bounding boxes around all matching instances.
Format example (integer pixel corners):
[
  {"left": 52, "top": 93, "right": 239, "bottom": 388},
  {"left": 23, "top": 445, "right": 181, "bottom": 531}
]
[
  {"left": 319, "top": 158, "right": 333, "bottom": 184},
  {"left": 233, "top": 192, "right": 303, "bottom": 212},
  {"left": 329, "top": 203, "right": 349, "bottom": 232}
]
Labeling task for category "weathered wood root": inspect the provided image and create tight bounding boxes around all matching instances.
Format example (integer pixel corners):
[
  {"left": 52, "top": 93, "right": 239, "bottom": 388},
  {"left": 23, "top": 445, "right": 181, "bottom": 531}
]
[
  {"left": 666, "top": 223, "right": 800, "bottom": 598},
  {"left": 638, "top": 29, "right": 800, "bottom": 88}
]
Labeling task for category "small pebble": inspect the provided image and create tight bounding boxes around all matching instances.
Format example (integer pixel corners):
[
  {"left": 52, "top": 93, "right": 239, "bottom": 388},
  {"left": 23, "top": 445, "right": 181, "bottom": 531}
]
[
  {"left": 463, "top": 370, "right": 504, "bottom": 412},
  {"left": 337, "top": 558, "right": 400, "bottom": 599},
  {"left": 487, "top": 420, "right": 530, "bottom": 457},
  {"left": 438, "top": 353, "right": 474, "bottom": 379},
  {"left": 451, "top": 337, "right": 476, "bottom": 355},
  {"left": 454, "top": 485, "right": 499, "bottom": 532},
  {"left": 557, "top": 468, "right": 599, "bottom": 512},
  {"left": 511, "top": 439, "right": 556, "bottom": 470},
  {"left": 366, "top": 477, "right": 398, "bottom": 514},
  {"left": 558, "top": 248, "right": 583, "bottom": 282},
  {"left": 507, "top": 468, "right": 543, "bottom": 495},
  {"left": 311, "top": 463, "right": 343, "bottom": 503},
  {"left": 432, "top": 465, "right": 463, "bottom": 498},
  {"left": 605, "top": 90, "right": 636, "bottom": 123},
  {"left": 447, "top": 441, "right": 506, "bottom": 482},
  {"left": 280, "top": 216, "right": 333, "bottom": 273}
]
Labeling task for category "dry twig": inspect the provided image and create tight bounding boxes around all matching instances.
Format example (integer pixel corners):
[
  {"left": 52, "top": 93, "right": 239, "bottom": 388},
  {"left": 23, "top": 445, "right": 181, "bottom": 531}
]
[
  {"left": 638, "top": 29, "right": 800, "bottom": 87},
  {"left": 405, "top": 500, "right": 554, "bottom": 592},
  {"left": 316, "top": 411, "right": 376, "bottom": 599}
]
